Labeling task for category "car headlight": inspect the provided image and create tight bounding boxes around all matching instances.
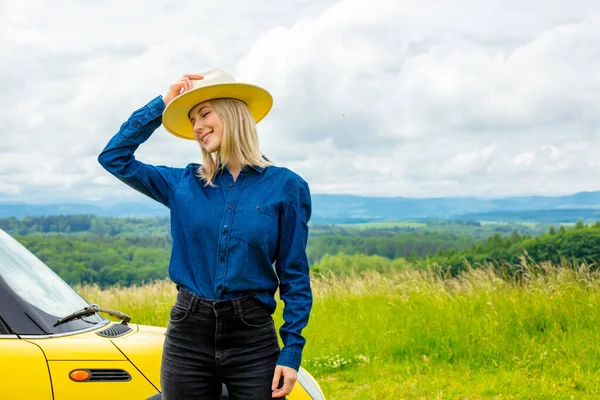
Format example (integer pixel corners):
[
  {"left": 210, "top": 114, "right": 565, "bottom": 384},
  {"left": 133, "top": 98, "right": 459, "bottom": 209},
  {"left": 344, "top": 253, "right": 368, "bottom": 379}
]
[{"left": 298, "top": 368, "right": 326, "bottom": 400}]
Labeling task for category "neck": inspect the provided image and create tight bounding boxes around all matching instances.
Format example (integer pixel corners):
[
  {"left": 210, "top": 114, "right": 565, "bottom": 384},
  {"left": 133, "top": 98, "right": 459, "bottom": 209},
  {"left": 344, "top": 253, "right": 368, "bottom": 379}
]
[{"left": 226, "top": 159, "right": 242, "bottom": 180}]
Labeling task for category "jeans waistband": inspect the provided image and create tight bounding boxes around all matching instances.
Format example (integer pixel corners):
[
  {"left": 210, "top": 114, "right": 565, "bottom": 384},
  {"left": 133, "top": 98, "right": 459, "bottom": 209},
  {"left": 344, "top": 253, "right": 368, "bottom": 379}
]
[{"left": 176, "top": 287, "right": 261, "bottom": 318}]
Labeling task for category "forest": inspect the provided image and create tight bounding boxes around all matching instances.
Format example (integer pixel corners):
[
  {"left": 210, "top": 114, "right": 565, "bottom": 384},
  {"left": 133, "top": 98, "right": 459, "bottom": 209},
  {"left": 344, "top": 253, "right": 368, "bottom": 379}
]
[{"left": 1, "top": 215, "right": 598, "bottom": 287}]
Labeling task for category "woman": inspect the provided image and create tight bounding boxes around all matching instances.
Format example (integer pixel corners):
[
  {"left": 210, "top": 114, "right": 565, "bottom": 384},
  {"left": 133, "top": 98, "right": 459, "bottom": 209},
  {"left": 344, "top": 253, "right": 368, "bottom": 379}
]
[{"left": 98, "top": 68, "right": 313, "bottom": 399}]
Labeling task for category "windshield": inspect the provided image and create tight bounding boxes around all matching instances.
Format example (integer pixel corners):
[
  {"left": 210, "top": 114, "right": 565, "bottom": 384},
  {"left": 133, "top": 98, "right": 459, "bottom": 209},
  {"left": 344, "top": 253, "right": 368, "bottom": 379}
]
[{"left": 0, "top": 229, "right": 104, "bottom": 332}]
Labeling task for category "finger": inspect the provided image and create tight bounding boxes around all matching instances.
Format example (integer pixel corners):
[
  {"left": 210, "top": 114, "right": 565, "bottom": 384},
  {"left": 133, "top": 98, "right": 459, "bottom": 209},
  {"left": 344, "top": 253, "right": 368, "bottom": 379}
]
[
  {"left": 183, "top": 73, "right": 204, "bottom": 80},
  {"left": 271, "top": 367, "right": 282, "bottom": 392},
  {"left": 169, "top": 82, "right": 182, "bottom": 95},
  {"left": 179, "top": 79, "right": 188, "bottom": 93},
  {"left": 272, "top": 384, "right": 293, "bottom": 397},
  {"left": 174, "top": 82, "right": 186, "bottom": 95},
  {"left": 282, "top": 374, "right": 296, "bottom": 394},
  {"left": 273, "top": 375, "right": 295, "bottom": 397},
  {"left": 184, "top": 76, "right": 193, "bottom": 91},
  {"left": 182, "top": 78, "right": 192, "bottom": 93}
]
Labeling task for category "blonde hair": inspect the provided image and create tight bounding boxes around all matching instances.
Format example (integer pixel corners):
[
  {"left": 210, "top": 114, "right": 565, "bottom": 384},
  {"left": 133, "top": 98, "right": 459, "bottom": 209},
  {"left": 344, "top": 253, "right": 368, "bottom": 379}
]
[{"left": 196, "top": 98, "right": 272, "bottom": 186}]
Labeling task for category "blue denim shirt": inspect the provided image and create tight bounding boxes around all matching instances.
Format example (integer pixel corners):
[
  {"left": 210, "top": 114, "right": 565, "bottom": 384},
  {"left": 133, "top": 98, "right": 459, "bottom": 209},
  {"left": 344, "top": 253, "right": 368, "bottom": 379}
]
[{"left": 98, "top": 96, "right": 313, "bottom": 370}]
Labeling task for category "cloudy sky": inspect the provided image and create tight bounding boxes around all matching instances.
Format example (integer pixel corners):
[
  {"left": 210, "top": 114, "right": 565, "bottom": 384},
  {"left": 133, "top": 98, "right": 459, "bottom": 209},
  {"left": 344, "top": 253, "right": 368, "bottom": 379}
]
[{"left": 2, "top": 0, "right": 600, "bottom": 203}]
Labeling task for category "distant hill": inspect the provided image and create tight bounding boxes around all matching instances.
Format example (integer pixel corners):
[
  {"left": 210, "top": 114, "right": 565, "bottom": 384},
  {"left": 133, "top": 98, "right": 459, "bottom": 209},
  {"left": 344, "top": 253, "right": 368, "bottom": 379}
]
[
  {"left": 3, "top": 191, "right": 600, "bottom": 223},
  {"left": 0, "top": 201, "right": 168, "bottom": 219},
  {"left": 449, "top": 209, "right": 600, "bottom": 223},
  {"left": 309, "top": 191, "right": 600, "bottom": 223}
]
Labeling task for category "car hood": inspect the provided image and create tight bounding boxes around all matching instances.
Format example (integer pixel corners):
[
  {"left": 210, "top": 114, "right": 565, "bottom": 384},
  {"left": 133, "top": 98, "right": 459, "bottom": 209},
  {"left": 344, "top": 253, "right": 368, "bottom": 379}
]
[
  {"left": 25, "top": 324, "right": 128, "bottom": 361},
  {"left": 110, "top": 324, "right": 166, "bottom": 388}
]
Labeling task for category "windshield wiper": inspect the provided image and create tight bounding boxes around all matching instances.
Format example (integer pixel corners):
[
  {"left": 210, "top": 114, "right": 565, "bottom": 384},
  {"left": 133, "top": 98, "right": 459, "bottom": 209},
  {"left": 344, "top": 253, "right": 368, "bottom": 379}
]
[{"left": 54, "top": 304, "right": 131, "bottom": 327}]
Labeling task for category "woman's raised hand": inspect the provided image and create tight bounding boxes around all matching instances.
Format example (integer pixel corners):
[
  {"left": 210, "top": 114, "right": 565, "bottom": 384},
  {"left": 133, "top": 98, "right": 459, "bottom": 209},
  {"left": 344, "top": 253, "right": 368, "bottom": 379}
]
[{"left": 163, "top": 73, "right": 204, "bottom": 106}]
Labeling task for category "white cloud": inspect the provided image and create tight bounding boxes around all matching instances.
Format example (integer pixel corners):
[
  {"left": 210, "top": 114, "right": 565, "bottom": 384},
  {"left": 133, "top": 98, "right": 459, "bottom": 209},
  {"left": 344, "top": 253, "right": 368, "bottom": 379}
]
[
  {"left": 513, "top": 152, "right": 536, "bottom": 168},
  {"left": 444, "top": 146, "right": 496, "bottom": 177},
  {"left": 1, "top": 0, "right": 600, "bottom": 202}
]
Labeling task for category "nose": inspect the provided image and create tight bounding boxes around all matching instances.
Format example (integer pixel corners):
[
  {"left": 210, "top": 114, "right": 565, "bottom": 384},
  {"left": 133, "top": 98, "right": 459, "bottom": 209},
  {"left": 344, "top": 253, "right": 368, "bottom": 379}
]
[
  {"left": 193, "top": 119, "right": 203, "bottom": 131},
  {"left": 193, "top": 120, "right": 204, "bottom": 136}
]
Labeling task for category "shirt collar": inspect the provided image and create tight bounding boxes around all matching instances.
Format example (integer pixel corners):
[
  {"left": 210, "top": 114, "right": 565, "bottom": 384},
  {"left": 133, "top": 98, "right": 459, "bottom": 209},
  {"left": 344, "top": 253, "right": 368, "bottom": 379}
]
[
  {"left": 217, "top": 163, "right": 266, "bottom": 174},
  {"left": 246, "top": 165, "right": 265, "bottom": 173},
  {"left": 217, "top": 155, "right": 270, "bottom": 174}
]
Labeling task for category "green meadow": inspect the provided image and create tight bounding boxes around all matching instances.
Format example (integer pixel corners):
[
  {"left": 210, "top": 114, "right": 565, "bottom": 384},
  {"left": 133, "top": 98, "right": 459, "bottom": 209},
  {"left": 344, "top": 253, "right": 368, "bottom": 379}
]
[{"left": 78, "top": 256, "right": 600, "bottom": 399}]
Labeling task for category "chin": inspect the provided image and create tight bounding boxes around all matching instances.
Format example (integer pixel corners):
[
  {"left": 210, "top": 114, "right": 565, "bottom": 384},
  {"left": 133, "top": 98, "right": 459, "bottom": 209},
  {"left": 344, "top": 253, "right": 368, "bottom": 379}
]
[
  {"left": 206, "top": 140, "right": 222, "bottom": 152},
  {"left": 198, "top": 141, "right": 216, "bottom": 152}
]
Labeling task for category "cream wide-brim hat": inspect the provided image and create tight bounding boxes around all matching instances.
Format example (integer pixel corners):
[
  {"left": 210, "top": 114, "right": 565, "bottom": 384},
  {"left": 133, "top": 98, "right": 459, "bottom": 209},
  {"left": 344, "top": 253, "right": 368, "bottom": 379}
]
[{"left": 162, "top": 68, "right": 273, "bottom": 140}]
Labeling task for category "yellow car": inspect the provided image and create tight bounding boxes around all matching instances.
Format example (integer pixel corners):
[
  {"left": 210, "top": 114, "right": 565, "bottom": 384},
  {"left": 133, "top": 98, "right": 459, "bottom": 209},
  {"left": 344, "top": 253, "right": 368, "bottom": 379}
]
[{"left": 0, "top": 229, "right": 326, "bottom": 400}]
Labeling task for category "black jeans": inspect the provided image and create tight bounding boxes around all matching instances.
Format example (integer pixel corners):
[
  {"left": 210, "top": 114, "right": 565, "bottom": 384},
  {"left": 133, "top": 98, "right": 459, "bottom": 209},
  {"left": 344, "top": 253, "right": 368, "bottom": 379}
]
[{"left": 160, "top": 288, "right": 281, "bottom": 400}]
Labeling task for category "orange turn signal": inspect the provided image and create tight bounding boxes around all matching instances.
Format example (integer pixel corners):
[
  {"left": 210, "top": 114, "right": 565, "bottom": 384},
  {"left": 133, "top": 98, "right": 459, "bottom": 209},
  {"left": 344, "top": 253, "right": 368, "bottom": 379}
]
[{"left": 69, "top": 370, "right": 91, "bottom": 382}]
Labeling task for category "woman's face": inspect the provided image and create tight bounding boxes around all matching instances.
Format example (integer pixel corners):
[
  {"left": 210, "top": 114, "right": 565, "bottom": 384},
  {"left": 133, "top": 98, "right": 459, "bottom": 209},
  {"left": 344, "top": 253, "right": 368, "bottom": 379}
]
[{"left": 188, "top": 101, "right": 223, "bottom": 153}]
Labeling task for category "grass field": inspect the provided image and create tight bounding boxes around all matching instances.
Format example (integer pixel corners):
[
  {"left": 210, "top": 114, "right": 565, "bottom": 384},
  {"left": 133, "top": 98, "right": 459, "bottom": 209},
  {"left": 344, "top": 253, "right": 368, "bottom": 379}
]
[{"left": 78, "top": 260, "right": 600, "bottom": 399}]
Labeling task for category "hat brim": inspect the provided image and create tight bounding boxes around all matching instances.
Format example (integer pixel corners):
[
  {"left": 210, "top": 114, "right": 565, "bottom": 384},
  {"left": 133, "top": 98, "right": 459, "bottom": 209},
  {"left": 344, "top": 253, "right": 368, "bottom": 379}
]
[{"left": 162, "top": 83, "right": 273, "bottom": 140}]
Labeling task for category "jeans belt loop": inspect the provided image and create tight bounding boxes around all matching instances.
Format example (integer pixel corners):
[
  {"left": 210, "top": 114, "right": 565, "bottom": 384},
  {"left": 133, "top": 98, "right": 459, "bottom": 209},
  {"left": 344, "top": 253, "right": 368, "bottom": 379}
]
[
  {"left": 188, "top": 292, "right": 198, "bottom": 313},
  {"left": 232, "top": 298, "right": 243, "bottom": 319}
]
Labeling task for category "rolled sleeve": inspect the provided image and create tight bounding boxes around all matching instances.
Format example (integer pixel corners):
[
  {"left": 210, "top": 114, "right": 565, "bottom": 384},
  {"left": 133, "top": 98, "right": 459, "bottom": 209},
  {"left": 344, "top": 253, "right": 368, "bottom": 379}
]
[{"left": 275, "top": 179, "right": 313, "bottom": 370}]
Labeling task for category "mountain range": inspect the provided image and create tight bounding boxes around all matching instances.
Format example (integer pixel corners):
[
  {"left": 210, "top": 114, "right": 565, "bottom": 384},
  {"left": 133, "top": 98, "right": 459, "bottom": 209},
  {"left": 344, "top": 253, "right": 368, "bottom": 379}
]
[{"left": 3, "top": 191, "right": 600, "bottom": 224}]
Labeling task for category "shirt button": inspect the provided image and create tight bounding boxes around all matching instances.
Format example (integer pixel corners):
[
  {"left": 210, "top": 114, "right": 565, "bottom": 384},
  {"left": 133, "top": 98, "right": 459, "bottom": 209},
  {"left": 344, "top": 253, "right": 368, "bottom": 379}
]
[
  {"left": 223, "top": 229, "right": 228, "bottom": 234},
  {"left": 228, "top": 184, "right": 233, "bottom": 188},
  {"left": 227, "top": 205, "right": 232, "bottom": 209},
  {"left": 220, "top": 257, "right": 225, "bottom": 262}
]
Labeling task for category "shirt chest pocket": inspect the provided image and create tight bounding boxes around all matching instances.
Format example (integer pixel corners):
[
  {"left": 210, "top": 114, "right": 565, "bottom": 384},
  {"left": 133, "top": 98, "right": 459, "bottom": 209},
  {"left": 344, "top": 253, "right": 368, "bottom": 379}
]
[{"left": 231, "top": 205, "right": 279, "bottom": 248}]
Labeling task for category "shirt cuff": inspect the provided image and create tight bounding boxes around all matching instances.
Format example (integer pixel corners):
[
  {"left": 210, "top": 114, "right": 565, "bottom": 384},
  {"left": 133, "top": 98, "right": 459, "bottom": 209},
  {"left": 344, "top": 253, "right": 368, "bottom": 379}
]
[
  {"left": 277, "top": 347, "right": 303, "bottom": 371},
  {"left": 145, "top": 95, "right": 166, "bottom": 121}
]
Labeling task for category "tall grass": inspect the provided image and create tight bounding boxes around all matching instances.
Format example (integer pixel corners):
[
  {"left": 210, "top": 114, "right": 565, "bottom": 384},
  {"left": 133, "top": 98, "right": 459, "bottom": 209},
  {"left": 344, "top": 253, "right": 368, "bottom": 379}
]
[{"left": 78, "top": 257, "right": 600, "bottom": 399}]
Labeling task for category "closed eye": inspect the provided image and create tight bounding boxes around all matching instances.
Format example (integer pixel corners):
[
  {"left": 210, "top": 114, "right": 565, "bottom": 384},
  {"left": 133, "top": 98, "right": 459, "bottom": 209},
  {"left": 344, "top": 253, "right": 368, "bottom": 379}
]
[{"left": 202, "top": 112, "right": 210, "bottom": 118}]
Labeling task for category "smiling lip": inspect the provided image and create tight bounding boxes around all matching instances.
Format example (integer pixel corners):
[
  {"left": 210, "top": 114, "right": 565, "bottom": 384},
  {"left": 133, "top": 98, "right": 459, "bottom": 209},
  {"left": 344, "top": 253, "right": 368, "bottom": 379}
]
[{"left": 201, "top": 131, "right": 213, "bottom": 144}]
